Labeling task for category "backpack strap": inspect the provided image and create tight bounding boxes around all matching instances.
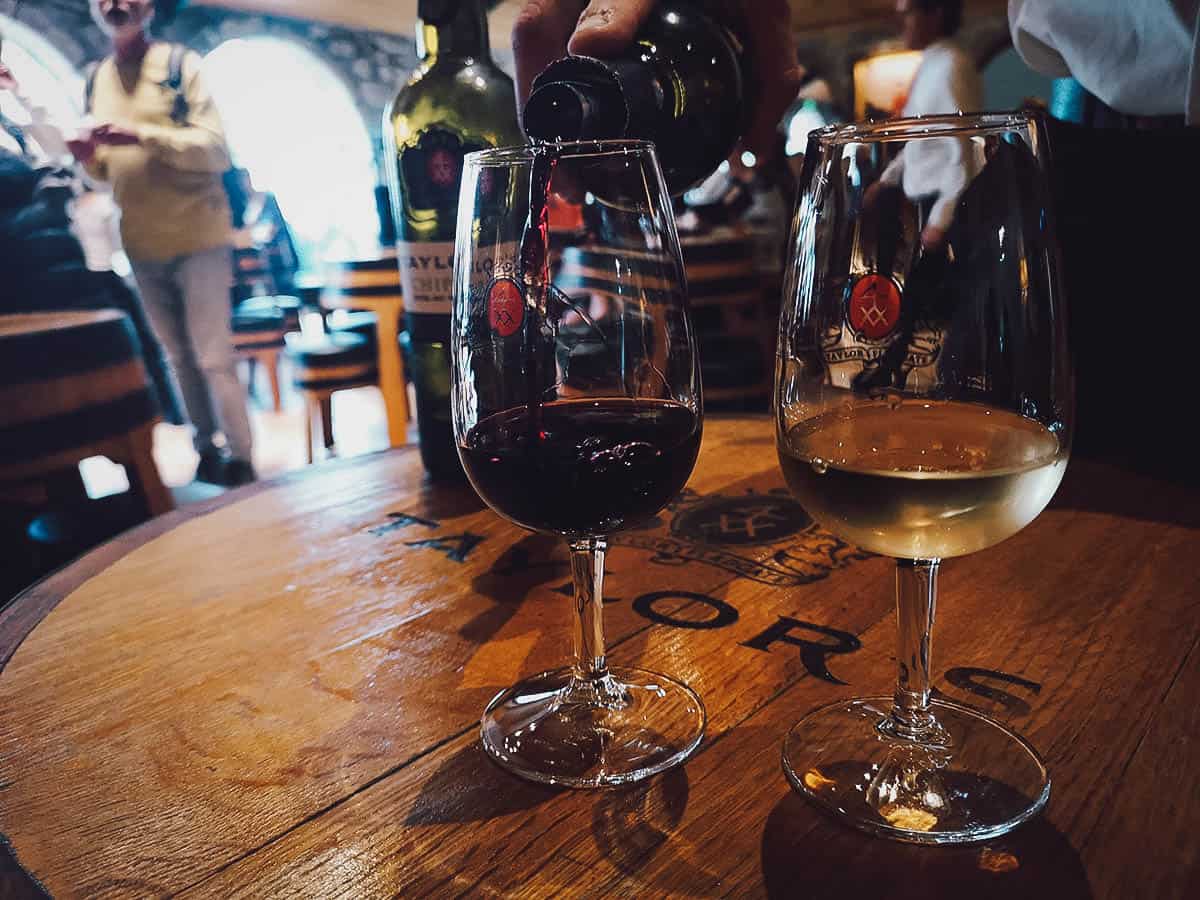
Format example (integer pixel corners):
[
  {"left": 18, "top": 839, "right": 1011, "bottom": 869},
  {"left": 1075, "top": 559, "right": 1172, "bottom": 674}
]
[
  {"left": 164, "top": 43, "right": 190, "bottom": 125},
  {"left": 85, "top": 46, "right": 190, "bottom": 123},
  {"left": 83, "top": 60, "right": 100, "bottom": 114}
]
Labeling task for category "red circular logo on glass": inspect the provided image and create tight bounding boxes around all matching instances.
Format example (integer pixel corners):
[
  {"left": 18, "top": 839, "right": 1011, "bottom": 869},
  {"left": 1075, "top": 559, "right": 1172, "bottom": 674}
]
[
  {"left": 488, "top": 278, "right": 524, "bottom": 338},
  {"left": 429, "top": 149, "right": 458, "bottom": 188},
  {"left": 848, "top": 274, "right": 902, "bottom": 340}
]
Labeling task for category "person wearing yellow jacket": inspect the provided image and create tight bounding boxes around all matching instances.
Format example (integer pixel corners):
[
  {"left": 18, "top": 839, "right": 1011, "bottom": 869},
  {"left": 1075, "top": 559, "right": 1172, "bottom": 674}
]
[{"left": 68, "top": 0, "right": 254, "bottom": 486}]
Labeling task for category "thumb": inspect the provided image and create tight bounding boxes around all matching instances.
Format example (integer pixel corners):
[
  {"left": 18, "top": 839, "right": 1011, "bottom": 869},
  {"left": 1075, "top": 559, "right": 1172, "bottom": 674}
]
[{"left": 567, "top": 0, "right": 657, "bottom": 57}]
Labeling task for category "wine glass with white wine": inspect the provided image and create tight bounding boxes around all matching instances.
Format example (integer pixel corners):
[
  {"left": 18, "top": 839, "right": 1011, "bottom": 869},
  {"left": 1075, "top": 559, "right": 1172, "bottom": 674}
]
[{"left": 775, "top": 113, "right": 1072, "bottom": 843}]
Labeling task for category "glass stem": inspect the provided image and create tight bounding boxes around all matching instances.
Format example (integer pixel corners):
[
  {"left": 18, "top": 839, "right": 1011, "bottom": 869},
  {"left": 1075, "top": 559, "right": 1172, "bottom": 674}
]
[
  {"left": 891, "top": 558, "right": 940, "bottom": 741},
  {"left": 569, "top": 538, "right": 608, "bottom": 681}
]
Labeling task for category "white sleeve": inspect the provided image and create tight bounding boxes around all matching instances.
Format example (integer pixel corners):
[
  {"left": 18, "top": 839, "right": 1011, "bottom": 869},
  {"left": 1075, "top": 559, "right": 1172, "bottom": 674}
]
[
  {"left": 8, "top": 90, "right": 71, "bottom": 164},
  {"left": 1008, "top": 0, "right": 1196, "bottom": 119}
]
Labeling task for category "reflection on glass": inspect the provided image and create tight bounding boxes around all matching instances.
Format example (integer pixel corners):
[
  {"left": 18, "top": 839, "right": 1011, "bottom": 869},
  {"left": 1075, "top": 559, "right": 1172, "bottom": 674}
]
[
  {"left": 776, "top": 113, "right": 1072, "bottom": 843},
  {"left": 452, "top": 140, "right": 706, "bottom": 789}
]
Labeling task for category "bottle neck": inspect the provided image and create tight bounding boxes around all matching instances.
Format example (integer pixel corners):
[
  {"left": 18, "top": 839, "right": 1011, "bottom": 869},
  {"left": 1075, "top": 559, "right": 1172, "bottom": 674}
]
[
  {"left": 523, "top": 56, "right": 663, "bottom": 143},
  {"left": 417, "top": 0, "right": 490, "bottom": 62}
]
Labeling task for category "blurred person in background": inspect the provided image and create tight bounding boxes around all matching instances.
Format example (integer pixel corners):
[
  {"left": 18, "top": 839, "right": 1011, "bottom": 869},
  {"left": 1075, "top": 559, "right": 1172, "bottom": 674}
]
[
  {"left": 892, "top": 0, "right": 980, "bottom": 118},
  {"left": 0, "top": 62, "right": 72, "bottom": 166},
  {"left": 67, "top": 0, "right": 254, "bottom": 487},
  {"left": 0, "top": 148, "right": 183, "bottom": 424},
  {"left": 1009, "top": 0, "right": 1199, "bottom": 478},
  {"left": 873, "top": 0, "right": 982, "bottom": 249},
  {"left": 226, "top": 167, "right": 299, "bottom": 296}
]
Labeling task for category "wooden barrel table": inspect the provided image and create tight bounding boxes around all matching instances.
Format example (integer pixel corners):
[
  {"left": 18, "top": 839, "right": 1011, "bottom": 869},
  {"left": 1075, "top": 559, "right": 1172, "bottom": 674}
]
[
  {"left": 321, "top": 254, "right": 410, "bottom": 448},
  {"left": 0, "top": 310, "right": 172, "bottom": 517},
  {"left": 0, "top": 416, "right": 1196, "bottom": 898}
]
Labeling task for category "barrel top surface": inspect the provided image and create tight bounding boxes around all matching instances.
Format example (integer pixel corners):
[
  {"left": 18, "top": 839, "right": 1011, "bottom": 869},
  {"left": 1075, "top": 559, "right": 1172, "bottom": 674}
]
[
  {"left": 0, "top": 309, "right": 125, "bottom": 338},
  {"left": 0, "top": 416, "right": 1197, "bottom": 899}
]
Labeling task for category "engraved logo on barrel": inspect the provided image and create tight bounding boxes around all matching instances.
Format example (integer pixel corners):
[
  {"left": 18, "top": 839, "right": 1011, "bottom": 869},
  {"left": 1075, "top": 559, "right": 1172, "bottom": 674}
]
[
  {"left": 613, "top": 488, "right": 870, "bottom": 586},
  {"left": 672, "top": 494, "right": 811, "bottom": 546}
]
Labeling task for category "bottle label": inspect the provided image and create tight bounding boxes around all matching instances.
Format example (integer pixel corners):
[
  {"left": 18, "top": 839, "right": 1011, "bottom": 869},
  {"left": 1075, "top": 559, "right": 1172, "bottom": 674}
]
[
  {"left": 397, "top": 241, "right": 456, "bottom": 317},
  {"left": 395, "top": 126, "right": 487, "bottom": 325},
  {"left": 398, "top": 127, "right": 484, "bottom": 227}
]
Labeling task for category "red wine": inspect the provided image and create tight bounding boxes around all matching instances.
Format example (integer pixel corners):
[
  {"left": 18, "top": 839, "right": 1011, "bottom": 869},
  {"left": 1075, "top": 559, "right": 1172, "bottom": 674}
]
[{"left": 460, "top": 398, "right": 701, "bottom": 535}]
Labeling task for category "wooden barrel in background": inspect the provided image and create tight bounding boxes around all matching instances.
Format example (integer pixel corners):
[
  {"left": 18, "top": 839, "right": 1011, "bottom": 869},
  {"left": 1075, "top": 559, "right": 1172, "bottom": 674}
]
[
  {"left": 557, "top": 226, "right": 775, "bottom": 408},
  {"left": 0, "top": 311, "right": 159, "bottom": 477},
  {"left": 0, "top": 310, "right": 171, "bottom": 515}
]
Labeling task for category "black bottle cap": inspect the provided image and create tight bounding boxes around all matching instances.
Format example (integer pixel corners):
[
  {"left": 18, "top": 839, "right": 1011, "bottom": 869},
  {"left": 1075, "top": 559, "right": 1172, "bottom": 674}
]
[
  {"left": 523, "top": 56, "right": 658, "bottom": 143},
  {"left": 418, "top": 0, "right": 460, "bottom": 26},
  {"left": 524, "top": 83, "right": 601, "bottom": 141}
]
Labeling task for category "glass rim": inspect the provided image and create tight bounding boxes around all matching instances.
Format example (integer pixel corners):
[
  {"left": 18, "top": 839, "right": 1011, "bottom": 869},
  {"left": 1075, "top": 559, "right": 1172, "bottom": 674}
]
[
  {"left": 464, "top": 139, "right": 657, "bottom": 167},
  {"left": 811, "top": 111, "right": 1036, "bottom": 146}
]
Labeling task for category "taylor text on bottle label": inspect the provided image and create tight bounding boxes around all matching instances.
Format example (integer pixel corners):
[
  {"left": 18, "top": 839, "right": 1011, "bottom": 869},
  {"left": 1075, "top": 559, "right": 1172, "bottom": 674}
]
[{"left": 397, "top": 241, "right": 456, "bottom": 316}]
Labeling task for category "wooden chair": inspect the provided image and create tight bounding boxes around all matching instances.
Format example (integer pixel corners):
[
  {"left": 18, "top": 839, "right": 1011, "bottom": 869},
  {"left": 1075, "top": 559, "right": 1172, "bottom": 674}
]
[
  {"left": 231, "top": 303, "right": 288, "bottom": 412},
  {"left": 321, "top": 255, "right": 410, "bottom": 447},
  {"left": 282, "top": 331, "right": 378, "bottom": 464},
  {"left": 0, "top": 310, "right": 174, "bottom": 520},
  {"left": 232, "top": 245, "right": 275, "bottom": 302}
]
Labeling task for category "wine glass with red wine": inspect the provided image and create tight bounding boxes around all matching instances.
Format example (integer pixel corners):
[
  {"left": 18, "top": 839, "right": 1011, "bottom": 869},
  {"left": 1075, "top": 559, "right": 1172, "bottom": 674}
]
[
  {"left": 452, "top": 140, "right": 705, "bottom": 788},
  {"left": 776, "top": 113, "right": 1073, "bottom": 842}
]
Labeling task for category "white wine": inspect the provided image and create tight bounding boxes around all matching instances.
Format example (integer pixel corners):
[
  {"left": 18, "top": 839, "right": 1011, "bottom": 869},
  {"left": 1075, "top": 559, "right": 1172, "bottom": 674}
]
[{"left": 777, "top": 400, "right": 1066, "bottom": 559}]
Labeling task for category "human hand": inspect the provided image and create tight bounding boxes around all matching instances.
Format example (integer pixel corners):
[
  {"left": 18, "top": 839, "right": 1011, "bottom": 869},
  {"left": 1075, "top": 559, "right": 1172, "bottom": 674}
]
[
  {"left": 91, "top": 123, "right": 141, "bottom": 146},
  {"left": 862, "top": 180, "right": 887, "bottom": 212},
  {"left": 921, "top": 224, "right": 947, "bottom": 252},
  {"left": 0, "top": 65, "right": 17, "bottom": 93},
  {"left": 512, "top": 0, "right": 802, "bottom": 157},
  {"left": 67, "top": 135, "right": 98, "bottom": 163}
]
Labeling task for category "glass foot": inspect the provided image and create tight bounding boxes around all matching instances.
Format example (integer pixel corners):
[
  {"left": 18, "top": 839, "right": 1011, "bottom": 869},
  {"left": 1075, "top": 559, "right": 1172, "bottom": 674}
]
[
  {"left": 481, "top": 666, "right": 706, "bottom": 788},
  {"left": 783, "top": 696, "right": 1049, "bottom": 844}
]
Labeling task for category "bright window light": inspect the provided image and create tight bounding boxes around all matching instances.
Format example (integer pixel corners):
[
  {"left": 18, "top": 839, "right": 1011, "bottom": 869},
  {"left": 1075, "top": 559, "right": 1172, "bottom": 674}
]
[
  {"left": 204, "top": 38, "right": 381, "bottom": 271},
  {"left": 0, "top": 15, "right": 83, "bottom": 133}
]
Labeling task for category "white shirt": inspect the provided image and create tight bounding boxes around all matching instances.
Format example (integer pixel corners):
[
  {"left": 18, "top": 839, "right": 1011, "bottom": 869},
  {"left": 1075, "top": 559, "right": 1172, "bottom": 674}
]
[
  {"left": 1009, "top": 0, "right": 1200, "bottom": 124},
  {"left": 880, "top": 41, "right": 984, "bottom": 232}
]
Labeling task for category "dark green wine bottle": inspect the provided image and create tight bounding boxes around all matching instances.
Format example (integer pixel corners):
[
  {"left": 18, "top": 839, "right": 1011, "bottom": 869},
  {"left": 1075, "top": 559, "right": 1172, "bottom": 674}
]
[
  {"left": 521, "top": 0, "right": 747, "bottom": 194},
  {"left": 385, "top": 0, "right": 522, "bottom": 481}
]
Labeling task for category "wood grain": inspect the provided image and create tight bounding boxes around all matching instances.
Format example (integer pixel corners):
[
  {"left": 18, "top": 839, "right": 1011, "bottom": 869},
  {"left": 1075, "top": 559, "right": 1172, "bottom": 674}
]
[{"left": 0, "top": 418, "right": 1196, "bottom": 898}]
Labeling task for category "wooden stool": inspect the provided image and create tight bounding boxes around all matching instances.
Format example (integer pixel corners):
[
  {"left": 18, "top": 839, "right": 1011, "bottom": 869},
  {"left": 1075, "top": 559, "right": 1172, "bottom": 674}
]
[
  {"left": 231, "top": 304, "right": 287, "bottom": 412},
  {"left": 239, "top": 294, "right": 302, "bottom": 331},
  {"left": 0, "top": 310, "right": 174, "bottom": 519},
  {"left": 293, "top": 275, "right": 325, "bottom": 312},
  {"left": 283, "top": 331, "right": 378, "bottom": 464},
  {"left": 322, "top": 255, "right": 409, "bottom": 447}
]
